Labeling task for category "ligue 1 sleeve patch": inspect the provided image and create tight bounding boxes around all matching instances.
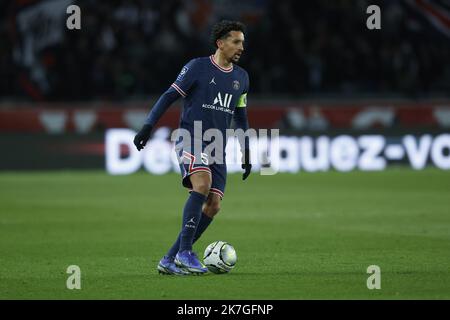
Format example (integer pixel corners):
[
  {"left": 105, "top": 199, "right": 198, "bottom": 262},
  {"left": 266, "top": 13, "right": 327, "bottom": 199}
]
[{"left": 177, "top": 66, "right": 189, "bottom": 81}]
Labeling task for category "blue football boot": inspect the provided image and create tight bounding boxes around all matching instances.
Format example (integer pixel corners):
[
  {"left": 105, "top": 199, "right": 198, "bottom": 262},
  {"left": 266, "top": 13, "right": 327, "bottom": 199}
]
[
  {"left": 157, "top": 255, "right": 190, "bottom": 275},
  {"left": 174, "top": 250, "right": 208, "bottom": 274}
]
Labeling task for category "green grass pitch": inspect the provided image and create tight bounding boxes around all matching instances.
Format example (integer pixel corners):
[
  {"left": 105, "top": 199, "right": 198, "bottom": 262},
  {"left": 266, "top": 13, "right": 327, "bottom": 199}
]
[{"left": 0, "top": 168, "right": 449, "bottom": 299}]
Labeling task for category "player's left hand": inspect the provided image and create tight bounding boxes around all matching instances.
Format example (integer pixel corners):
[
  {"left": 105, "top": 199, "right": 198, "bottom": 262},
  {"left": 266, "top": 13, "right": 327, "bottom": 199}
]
[{"left": 241, "top": 148, "right": 252, "bottom": 180}]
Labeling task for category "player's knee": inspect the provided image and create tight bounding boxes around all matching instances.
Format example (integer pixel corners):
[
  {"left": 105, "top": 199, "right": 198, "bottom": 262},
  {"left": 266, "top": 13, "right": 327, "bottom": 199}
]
[
  {"left": 192, "top": 180, "right": 211, "bottom": 195},
  {"left": 204, "top": 202, "right": 220, "bottom": 217},
  {"left": 190, "top": 172, "right": 212, "bottom": 195}
]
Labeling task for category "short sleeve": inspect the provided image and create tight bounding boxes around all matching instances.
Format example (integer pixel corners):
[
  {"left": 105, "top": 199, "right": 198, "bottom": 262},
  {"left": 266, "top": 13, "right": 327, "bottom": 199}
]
[{"left": 170, "top": 59, "right": 200, "bottom": 98}]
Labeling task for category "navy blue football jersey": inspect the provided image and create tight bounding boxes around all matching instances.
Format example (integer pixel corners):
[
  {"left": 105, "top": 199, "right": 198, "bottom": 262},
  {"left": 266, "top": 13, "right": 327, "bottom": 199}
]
[{"left": 171, "top": 55, "right": 249, "bottom": 140}]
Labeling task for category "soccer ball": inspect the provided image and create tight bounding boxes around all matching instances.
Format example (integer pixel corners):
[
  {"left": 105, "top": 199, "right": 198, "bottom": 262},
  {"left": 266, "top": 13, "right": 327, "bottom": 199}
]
[{"left": 203, "top": 241, "right": 237, "bottom": 274}]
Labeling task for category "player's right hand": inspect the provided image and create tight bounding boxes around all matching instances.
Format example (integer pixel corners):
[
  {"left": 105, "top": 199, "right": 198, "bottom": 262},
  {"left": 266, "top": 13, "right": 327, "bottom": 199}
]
[{"left": 133, "top": 124, "right": 153, "bottom": 151}]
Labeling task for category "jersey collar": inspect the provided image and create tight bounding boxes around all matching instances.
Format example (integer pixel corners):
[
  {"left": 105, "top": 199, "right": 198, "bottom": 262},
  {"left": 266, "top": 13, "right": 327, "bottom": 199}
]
[{"left": 210, "top": 55, "right": 233, "bottom": 73}]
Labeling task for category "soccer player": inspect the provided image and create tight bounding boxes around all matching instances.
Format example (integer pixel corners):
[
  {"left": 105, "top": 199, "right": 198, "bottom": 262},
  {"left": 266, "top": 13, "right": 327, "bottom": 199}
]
[{"left": 133, "top": 20, "right": 251, "bottom": 275}]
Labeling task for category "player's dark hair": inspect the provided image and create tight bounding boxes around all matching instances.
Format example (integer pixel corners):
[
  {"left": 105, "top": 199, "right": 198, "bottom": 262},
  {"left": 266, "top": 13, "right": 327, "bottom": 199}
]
[{"left": 211, "top": 20, "right": 246, "bottom": 49}]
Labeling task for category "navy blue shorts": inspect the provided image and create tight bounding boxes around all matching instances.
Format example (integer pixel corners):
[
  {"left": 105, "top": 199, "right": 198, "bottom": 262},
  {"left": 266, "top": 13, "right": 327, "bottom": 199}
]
[{"left": 177, "top": 149, "right": 227, "bottom": 199}]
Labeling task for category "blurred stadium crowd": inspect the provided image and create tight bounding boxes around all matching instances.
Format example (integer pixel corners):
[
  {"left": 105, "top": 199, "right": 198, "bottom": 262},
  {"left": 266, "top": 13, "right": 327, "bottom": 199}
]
[{"left": 1, "top": 0, "right": 449, "bottom": 101}]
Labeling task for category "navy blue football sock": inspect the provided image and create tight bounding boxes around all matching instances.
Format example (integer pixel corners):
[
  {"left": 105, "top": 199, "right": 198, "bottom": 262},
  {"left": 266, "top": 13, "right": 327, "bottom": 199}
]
[
  {"left": 179, "top": 191, "right": 206, "bottom": 252},
  {"left": 167, "top": 211, "right": 213, "bottom": 258},
  {"left": 193, "top": 213, "right": 213, "bottom": 243},
  {"left": 166, "top": 233, "right": 181, "bottom": 259}
]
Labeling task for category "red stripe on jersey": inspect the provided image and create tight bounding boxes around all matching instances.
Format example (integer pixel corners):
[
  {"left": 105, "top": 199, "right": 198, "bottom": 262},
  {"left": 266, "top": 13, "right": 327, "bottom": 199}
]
[
  {"left": 171, "top": 83, "right": 187, "bottom": 97},
  {"left": 210, "top": 55, "right": 233, "bottom": 73}
]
